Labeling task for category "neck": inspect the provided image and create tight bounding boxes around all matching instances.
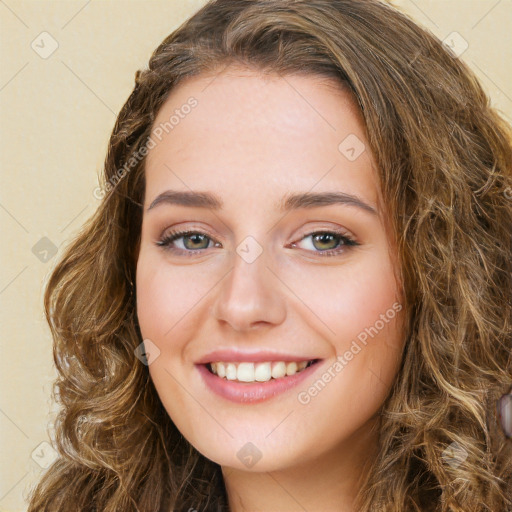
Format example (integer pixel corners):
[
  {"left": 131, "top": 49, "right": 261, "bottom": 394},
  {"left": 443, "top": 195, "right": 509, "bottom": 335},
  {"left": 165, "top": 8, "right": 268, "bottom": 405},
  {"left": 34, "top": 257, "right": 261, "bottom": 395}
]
[{"left": 221, "top": 417, "right": 379, "bottom": 512}]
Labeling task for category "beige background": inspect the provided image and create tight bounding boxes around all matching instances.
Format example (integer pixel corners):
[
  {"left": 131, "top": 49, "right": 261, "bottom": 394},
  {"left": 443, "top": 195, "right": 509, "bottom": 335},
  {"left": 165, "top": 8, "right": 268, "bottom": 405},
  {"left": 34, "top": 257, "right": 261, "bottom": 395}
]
[{"left": 1, "top": 1, "right": 511, "bottom": 510}]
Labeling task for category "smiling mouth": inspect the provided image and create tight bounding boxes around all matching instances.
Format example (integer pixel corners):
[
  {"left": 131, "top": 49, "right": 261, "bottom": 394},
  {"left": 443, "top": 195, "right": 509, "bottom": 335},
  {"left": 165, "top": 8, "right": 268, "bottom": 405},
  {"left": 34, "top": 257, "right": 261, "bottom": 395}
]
[{"left": 206, "top": 359, "right": 320, "bottom": 383}]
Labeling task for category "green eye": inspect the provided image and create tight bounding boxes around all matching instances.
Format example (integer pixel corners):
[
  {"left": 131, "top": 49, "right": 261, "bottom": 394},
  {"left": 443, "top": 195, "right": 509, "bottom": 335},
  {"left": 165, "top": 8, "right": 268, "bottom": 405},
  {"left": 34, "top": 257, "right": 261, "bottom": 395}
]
[{"left": 156, "top": 229, "right": 359, "bottom": 258}]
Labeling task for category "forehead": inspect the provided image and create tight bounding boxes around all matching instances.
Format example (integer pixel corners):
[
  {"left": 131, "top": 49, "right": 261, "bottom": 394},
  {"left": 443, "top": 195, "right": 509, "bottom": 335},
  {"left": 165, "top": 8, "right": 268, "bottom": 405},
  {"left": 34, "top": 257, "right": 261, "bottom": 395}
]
[{"left": 144, "top": 66, "right": 379, "bottom": 212}]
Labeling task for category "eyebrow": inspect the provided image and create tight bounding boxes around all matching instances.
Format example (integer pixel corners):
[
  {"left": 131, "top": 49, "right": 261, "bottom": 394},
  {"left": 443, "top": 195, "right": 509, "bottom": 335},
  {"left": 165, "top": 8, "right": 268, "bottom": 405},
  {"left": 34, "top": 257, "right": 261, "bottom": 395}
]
[{"left": 147, "top": 190, "right": 377, "bottom": 215}]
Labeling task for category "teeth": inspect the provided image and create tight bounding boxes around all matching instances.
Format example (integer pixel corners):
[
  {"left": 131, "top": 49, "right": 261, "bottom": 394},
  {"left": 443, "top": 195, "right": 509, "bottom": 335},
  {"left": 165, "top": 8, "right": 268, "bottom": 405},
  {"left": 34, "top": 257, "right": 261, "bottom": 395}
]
[
  {"left": 286, "top": 362, "right": 298, "bottom": 375},
  {"left": 209, "top": 360, "right": 314, "bottom": 383},
  {"left": 226, "top": 363, "right": 237, "bottom": 380},
  {"left": 271, "top": 361, "right": 286, "bottom": 379},
  {"left": 254, "top": 362, "right": 271, "bottom": 382},
  {"left": 216, "top": 362, "right": 226, "bottom": 378},
  {"left": 237, "top": 362, "right": 255, "bottom": 382}
]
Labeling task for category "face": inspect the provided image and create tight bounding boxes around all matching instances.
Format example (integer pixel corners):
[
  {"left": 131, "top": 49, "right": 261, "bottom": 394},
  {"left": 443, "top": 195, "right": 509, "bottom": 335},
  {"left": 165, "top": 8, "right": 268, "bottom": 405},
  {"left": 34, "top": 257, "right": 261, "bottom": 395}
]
[{"left": 136, "top": 65, "right": 405, "bottom": 472}]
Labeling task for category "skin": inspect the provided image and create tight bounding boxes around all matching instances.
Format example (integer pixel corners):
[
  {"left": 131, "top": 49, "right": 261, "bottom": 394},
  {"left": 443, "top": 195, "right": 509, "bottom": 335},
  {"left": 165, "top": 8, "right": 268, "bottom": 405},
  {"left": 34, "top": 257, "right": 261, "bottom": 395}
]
[{"left": 136, "top": 65, "right": 405, "bottom": 512}]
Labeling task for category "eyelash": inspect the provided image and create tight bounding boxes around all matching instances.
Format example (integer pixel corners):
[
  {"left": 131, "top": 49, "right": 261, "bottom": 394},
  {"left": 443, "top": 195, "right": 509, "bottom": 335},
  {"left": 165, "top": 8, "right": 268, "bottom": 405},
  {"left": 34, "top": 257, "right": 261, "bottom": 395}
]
[{"left": 156, "top": 228, "right": 359, "bottom": 258}]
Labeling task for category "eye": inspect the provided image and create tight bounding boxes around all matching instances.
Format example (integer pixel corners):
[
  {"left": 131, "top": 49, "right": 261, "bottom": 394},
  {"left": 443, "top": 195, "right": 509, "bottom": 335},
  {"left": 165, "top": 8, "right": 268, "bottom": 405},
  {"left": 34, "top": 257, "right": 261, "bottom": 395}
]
[
  {"left": 156, "top": 228, "right": 359, "bottom": 258},
  {"left": 290, "top": 230, "right": 359, "bottom": 257},
  {"left": 156, "top": 229, "right": 220, "bottom": 256}
]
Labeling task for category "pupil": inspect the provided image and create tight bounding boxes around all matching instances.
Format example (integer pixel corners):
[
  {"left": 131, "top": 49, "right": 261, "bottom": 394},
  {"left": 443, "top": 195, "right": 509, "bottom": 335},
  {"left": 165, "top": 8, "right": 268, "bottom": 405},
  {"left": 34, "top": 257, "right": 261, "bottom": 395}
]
[
  {"left": 314, "top": 233, "right": 338, "bottom": 250},
  {"left": 185, "top": 233, "right": 209, "bottom": 249}
]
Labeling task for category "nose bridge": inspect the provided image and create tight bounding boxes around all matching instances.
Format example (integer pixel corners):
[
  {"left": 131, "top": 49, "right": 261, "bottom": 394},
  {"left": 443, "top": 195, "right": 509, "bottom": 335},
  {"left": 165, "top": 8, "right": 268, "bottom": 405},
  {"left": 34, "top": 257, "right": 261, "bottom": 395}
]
[{"left": 212, "top": 247, "right": 286, "bottom": 331}]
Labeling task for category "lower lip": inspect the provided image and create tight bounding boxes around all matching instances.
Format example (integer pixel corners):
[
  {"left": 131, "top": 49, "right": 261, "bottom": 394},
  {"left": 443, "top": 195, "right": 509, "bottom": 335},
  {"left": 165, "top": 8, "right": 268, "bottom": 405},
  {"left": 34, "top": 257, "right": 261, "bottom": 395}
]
[{"left": 196, "top": 360, "right": 323, "bottom": 404}]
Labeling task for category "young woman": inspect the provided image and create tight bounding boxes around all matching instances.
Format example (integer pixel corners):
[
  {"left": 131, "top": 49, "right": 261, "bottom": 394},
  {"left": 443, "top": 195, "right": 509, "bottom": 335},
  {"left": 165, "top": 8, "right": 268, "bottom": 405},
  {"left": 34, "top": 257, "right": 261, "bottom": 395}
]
[{"left": 28, "top": 0, "right": 512, "bottom": 510}]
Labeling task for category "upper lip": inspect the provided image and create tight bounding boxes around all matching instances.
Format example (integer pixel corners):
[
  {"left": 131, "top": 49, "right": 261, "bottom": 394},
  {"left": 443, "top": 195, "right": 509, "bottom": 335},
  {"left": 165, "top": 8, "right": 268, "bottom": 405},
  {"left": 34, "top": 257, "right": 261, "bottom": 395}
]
[{"left": 195, "top": 349, "right": 320, "bottom": 364}]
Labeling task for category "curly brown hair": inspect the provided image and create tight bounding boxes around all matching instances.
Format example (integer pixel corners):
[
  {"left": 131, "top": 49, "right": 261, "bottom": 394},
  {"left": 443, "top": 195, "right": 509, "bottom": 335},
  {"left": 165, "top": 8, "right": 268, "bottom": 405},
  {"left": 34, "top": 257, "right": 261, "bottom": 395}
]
[{"left": 27, "top": 0, "right": 512, "bottom": 510}]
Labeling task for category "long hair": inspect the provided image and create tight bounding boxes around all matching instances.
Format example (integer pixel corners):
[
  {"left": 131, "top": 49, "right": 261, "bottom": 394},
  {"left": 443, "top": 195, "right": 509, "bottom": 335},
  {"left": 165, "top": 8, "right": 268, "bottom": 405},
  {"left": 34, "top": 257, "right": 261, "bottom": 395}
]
[{"left": 27, "top": 0, "right": 512, "bottom": 510}]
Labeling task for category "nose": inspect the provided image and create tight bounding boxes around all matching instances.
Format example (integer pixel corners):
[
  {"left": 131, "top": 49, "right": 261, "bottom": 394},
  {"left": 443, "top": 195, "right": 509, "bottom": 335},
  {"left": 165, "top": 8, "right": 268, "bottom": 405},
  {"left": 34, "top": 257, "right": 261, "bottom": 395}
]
[{"left": 211, "top": 250, "right": 287, "bottom": 332}]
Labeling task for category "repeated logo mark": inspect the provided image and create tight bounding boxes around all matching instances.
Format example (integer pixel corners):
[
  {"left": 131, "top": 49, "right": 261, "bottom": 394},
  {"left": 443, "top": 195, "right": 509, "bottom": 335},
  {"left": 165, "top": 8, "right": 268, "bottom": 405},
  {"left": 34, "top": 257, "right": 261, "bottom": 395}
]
[
  {"left": 236, "top": 236, "right": 263, "bottom": 264},
  {"left": 441, "top": 441, "right": 468, "bottom": 470},
  {"left": 338, "top": 134, "right": 366, "bottom": 162},
  {"left": 134, "top": 339, "right": 161, "bottom": 366},
  {"left": 236, "top": 441, "right": 263, "bottom": 468},
  {"left": 31, "top": 441, "right": 58, "bottom": 469},
  {"left": 31, "top": 31, "right": 59, "bottom": 59},
  {"left": 442, "top": 31, "right": 469, "bottom": 58},
  {"left": 31, "top": 237, "right": 58, "bottom": 263}
]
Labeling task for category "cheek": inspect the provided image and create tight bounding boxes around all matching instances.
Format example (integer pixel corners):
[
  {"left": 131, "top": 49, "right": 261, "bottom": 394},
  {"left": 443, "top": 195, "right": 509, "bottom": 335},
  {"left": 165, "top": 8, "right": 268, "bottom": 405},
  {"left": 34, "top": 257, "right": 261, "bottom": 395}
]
[
  {"left": 288, "top": 250, "right": 404, "bottom": 408},
  {"left": 135, "top": 251, "right": 204, "bottom": 434},
  {"left": 283, "top": 248, "right": 402, "bottom": 350},
  {"left": 135, "top": 250, "right": 214, "bottom": 341}
]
